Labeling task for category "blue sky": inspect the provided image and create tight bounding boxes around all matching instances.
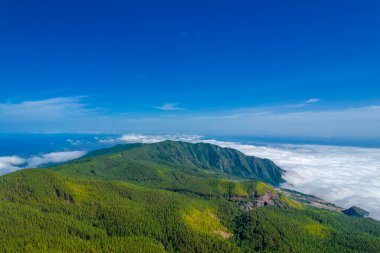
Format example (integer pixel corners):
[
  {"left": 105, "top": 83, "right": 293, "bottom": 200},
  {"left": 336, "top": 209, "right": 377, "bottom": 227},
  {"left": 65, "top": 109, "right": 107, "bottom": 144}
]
[{"left": 0, "top": 1, "right": 379, "bottom": 138}]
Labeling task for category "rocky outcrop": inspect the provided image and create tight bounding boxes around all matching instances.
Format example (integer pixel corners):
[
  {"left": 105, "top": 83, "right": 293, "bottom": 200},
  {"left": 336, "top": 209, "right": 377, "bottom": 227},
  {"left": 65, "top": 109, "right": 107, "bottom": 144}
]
[
  {"left": 239, "top": 191, "right": 279, "bottom": 211},
  {"left": 342, "top": 206, "right": 369, "bottom": 217},
  {"left": 256, "top": 191, "right": 278, "bottom": 207}
]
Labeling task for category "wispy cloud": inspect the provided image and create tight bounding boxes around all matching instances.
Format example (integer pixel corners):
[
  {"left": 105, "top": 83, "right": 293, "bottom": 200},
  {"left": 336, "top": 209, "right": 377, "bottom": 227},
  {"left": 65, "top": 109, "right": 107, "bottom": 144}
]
[
  {"left": 0, "top": 97, "right": 92, "bottom": 121},
  {"left": 305, "top": 98, "right": 320, "bottom": 104},
  {"left": 1, "top": 97, "right": 380, "bottom": 139},
  {"left": 0, "top": 97, "right": 101, "bottom": 133},
  {"left": 155, "top": 103, "right": 183, "bottom": 111}
]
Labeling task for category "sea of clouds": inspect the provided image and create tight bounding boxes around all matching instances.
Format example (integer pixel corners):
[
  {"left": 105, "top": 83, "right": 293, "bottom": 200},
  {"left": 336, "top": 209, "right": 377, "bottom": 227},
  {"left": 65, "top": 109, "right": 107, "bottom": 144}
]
[{"left": 116, "top": 134, "right": 380, "bottom": 219}]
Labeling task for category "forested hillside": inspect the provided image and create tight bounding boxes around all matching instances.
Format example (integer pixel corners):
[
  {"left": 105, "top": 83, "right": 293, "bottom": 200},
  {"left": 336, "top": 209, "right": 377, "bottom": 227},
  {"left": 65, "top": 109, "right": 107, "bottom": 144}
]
[
  {"left": 0, "top": 141, "right": 379, "bottom": 252},
  {"left": 82, "top": 141, "right": 285, "bottom": 185}
]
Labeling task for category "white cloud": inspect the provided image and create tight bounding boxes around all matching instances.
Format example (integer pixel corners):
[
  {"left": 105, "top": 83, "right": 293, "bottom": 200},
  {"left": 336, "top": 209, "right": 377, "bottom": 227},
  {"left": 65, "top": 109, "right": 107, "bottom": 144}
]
[
  {"left": 27, "top": 151, "right": 86, "bottom": 167},
  {"left": 305, "top": 98, "right": 320, "bottom": 103},
  {"left": 109, "top": 134, "right": 201, "bottom": 143},
  {"left": 155, "top": 103, "right": 183, "bottom": 111},
  {"left": 0, "top": 151, "right": 86, "bottom": 176},
  {"left": 0, "top": 156, "right": 26, "bottom": 174}
]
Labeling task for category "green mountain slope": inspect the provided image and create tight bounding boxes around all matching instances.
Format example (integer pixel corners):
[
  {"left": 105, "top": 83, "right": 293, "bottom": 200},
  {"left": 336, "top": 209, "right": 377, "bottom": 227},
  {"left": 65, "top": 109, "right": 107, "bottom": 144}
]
[
  {"left": 82, "top": 141, "right": 285, "bottom": 185},
  {"left": 0, "top": 141, "right": 379, "bottom": 252}
]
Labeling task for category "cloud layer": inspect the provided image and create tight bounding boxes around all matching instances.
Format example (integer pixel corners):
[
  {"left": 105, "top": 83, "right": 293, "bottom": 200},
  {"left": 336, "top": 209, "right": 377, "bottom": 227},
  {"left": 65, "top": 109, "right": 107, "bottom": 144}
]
[
  {"left": 115, "top": 134, "right": 380, "bottom": 220},
  {"left": 0, "top": 151, "right": 86, "bottom": 175},
  {"left": 26, "top": 151, "right": 86, "bottom": 168},
  {"left": 0, "top": 156, "right": 26, "bottom": 174},
  {"left": 1, "top": 97, "right": 380, "bottom": 139},
  {"left": 119, "top": 134, "right": 202, "bottom": 143},
  {"left": 200, "top": 140, "right": 380, "bottom": 219}
]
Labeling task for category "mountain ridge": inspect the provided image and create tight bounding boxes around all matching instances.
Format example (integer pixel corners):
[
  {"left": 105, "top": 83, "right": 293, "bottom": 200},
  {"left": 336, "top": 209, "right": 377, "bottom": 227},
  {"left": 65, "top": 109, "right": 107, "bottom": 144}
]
[{"left": 81, "top": 140, "right": 285, "bottom": 186}]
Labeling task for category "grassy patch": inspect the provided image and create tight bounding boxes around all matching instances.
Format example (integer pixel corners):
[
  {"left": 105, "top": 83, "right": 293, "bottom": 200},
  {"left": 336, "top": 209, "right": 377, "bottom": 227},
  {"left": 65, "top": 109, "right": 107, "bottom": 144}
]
[
  {"left": 254, "top": 181, "right": 275, "bottom": 196},
  {"left": 304, "top": 222, "right": 330, "bottom": 238},
  {"left": 182, "top": 208, "right": 231, "bottom": 239},
  {"left": 279, "top": 194, "right": 304, "bottom": 209}
]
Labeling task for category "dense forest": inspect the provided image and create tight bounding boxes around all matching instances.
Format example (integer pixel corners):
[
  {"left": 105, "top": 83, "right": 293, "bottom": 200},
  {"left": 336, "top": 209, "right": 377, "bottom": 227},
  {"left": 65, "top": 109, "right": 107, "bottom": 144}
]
[{"left": 0, "top": 141, "right": 379, "bottom": 252}]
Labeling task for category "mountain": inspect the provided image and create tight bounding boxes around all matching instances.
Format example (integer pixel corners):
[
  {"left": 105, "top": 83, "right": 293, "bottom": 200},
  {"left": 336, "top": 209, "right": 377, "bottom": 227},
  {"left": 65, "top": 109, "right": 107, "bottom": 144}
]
[
  {"left": 0, "top": 141, "right": 380, "bottom": 252},
  {"left": 83, "top": 141, "right": 285, "bottom": 185}
]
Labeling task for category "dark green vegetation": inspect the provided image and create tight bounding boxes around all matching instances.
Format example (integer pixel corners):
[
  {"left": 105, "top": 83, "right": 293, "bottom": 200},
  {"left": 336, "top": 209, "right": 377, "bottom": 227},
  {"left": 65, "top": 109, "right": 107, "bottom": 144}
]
[
  {"left": 83, "top": 141, "right": 285, "bottom": 185},
  {"left": 0, "top": 141, "right": 379, "bottom": 252}
]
